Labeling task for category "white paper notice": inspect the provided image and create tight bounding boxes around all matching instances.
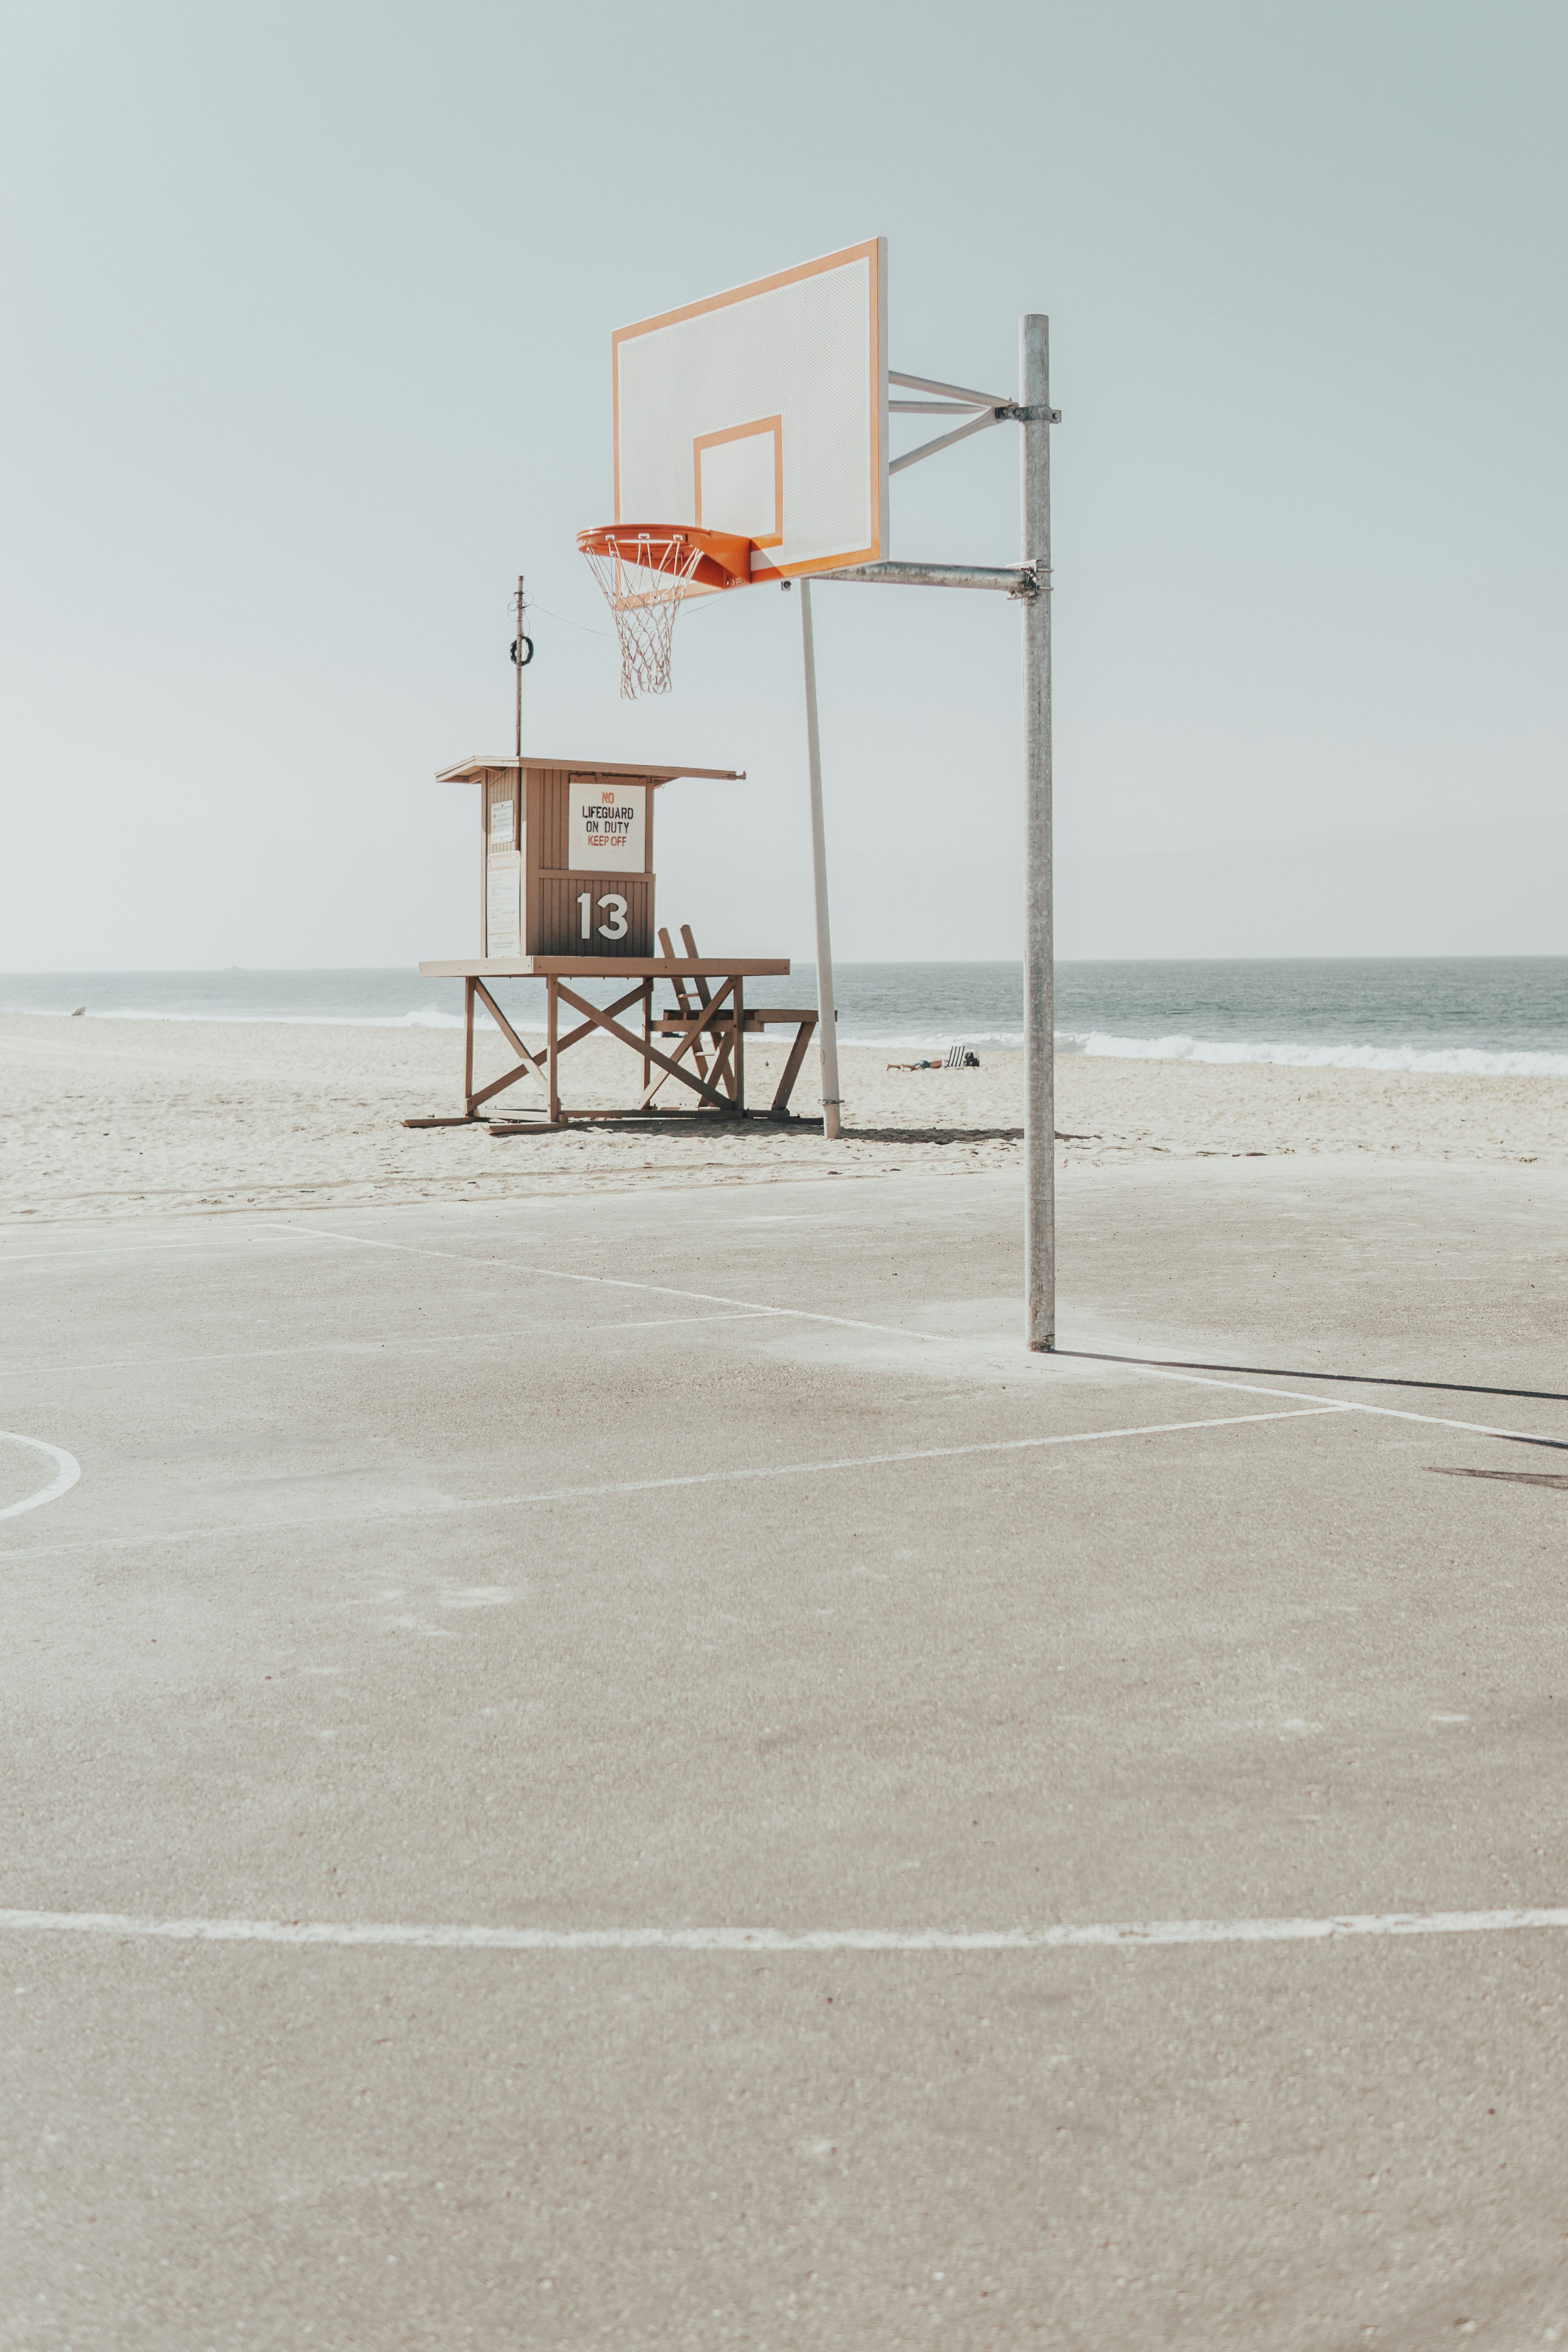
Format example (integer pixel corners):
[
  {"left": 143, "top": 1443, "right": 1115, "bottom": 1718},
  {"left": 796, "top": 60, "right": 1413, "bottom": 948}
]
[
  {"left": 568, "top": 781, "right": 645, "bottom": 868},
  {"left": 489, "top": 799, "right": 514, "bottom": 844},
  {"left": 486, "top": 849, "right": 522, "bottom": 956}
]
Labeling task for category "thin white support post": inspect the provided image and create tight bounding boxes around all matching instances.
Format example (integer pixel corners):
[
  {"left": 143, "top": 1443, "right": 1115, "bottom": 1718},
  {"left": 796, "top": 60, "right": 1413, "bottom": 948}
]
[
  {"left": 798, "top": 577, "right": 842, "bottom": 1140},
  {"left": 1020, "top": 314, "right": 1055, "bottom": 1349}
]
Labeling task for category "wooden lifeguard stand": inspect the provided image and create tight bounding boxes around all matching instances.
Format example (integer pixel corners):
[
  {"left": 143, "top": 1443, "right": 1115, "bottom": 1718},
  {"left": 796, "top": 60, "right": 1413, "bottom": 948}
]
[{"left": 416, "top": 754, "right": 818, "bottom": 1127}]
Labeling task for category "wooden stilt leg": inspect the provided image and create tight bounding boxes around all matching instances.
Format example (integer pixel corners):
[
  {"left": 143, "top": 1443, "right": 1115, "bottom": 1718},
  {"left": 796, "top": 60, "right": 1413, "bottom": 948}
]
[
  {"left": 642, "top": 980, "right": 652, "bottom": 1102},
  {"left": 733, "top": 980, "right": 745, "bottom": 1114},
  {"left": 463, "top": 977, "right": 475, "bottom": 1111},
  {"left": 770, "top": 1016, "right": 817, "bottom": 1118},
  {"left": 547, "top": 977, "right": 560, "bottom": 1124}
]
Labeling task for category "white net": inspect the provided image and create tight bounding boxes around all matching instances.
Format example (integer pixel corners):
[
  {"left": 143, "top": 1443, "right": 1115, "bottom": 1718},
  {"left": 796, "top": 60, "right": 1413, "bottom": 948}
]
[{"left": 580, "top": 531, "right": 707, "bottom": 699}]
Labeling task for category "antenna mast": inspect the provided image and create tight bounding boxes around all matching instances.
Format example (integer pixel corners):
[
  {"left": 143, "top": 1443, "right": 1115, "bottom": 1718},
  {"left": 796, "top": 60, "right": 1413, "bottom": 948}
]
[{"left": 510, "top": 575, "right": 534, "bottom": 759}]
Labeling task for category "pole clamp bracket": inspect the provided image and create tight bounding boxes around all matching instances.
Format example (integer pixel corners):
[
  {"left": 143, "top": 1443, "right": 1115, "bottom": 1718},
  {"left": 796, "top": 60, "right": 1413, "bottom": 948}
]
[{"left": 994, "top": 403, "right": 1061, "bottom": 424}]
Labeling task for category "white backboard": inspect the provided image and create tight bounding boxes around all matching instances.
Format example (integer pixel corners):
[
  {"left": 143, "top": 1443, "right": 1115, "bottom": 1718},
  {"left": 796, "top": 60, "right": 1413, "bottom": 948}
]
[{"left": 612, "top": 238, "right": 887, "bottom": 584}]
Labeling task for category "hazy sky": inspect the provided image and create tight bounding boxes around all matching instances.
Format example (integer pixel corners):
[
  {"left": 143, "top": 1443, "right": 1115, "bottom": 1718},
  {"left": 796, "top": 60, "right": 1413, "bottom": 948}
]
[{"left": 3, "top": 0, "right": 1564, "bottom": 969}]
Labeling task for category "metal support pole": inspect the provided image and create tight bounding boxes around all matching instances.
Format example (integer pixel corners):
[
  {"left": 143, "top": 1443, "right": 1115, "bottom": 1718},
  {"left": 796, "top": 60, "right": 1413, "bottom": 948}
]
[
  {"left": 1020, "top": 314, "right": 1055, "bottom": 1350},
  {"left": 824, "top": 560, "right": 1033, "bottom": 594},
  {"left": 798, "top": 578, "right": 842, "bottom": 1140}
]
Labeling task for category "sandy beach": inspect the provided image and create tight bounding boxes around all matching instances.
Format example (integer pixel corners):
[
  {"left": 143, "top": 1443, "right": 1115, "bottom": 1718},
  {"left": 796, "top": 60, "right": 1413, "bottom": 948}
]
[{"left": 3, "top": 1006, "right": 1567, "bottom": 1225}]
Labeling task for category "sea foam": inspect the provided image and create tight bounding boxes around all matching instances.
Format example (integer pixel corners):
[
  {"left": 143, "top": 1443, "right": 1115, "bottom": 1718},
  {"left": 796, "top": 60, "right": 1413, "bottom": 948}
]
[{"left": 1062, "top": 1031, "right": 1568, "bottom": 1078}]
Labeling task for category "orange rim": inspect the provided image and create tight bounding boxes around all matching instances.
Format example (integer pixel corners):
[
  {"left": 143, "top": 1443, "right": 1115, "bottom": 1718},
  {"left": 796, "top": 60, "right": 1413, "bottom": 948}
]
[{"left": 576, "top": 524, "right": 754, "bottom": 592}]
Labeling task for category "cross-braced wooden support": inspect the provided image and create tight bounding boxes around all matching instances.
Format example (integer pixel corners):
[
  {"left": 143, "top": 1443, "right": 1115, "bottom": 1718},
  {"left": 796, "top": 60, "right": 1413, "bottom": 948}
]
[
  {"left": 465, "top": 978, "right": 549, "bottom": 1114},
  {"left": 409, "top": 950, "right": 820, "bottom": 1133}
]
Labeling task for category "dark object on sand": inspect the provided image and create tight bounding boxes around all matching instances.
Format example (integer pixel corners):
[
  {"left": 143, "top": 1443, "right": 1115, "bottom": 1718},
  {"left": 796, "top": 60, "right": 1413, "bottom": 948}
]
[{"left": 887, "top": 1045, "right": 981, "bottom": 1072}]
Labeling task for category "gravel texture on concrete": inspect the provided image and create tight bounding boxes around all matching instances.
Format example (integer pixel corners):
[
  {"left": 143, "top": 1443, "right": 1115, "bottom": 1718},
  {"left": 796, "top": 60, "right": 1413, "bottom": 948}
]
[{"left": 3, "top": 1150, "right": 1566, "bottom": 2348}]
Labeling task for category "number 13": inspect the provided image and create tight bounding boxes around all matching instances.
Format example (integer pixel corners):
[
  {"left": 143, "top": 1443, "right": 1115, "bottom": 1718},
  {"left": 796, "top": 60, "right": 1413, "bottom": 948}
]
[{"left": 579, "top": 891, "right": 628, "bottom": 941}]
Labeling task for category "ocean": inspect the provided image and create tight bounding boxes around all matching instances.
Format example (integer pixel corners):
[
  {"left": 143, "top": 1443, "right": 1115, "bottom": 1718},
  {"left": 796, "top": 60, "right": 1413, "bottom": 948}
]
[{"left": 4, "top": 961, "right": 1567, "bottom": 1079}]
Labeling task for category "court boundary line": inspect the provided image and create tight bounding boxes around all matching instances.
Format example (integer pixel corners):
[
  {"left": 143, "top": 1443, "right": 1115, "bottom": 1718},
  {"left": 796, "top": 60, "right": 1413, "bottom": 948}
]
[
  {"left": 4, "top": 1215, "right": 1560, "bottom": 1562},
  {"left": 3, "top": 1905, "right": 1565, "bottom": 1953},
  {"left": 1069, "top": 1351, "right": 1568, "bottom": 1411},
  {"left": 7, "top": 1325, "right": 1563, "bottom": 1457},
  {"left": 0, "top": 1406, "right": 1348, "bottom": 1562},
  {"left": 1108, "top": 1362, "right": 1568, "bottom": 1454},
  {"left": 279, "top": 1223, "right": 1568, "bottom": 1454},
  {"left": 7, "top": 1215, "right": 1562, "bottom": 1454},
  {"left": 276, "top": 1220, "right": 957, "bottom": 1347},
  {"left": 0, "top": 1432, "right": 81, "bottom": 1521}
]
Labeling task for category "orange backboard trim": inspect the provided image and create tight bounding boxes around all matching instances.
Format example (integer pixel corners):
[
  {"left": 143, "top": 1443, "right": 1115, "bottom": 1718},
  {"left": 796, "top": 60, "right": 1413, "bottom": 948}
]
[{"left": 693, "top": 415, "right": 784, "bottom": 549}]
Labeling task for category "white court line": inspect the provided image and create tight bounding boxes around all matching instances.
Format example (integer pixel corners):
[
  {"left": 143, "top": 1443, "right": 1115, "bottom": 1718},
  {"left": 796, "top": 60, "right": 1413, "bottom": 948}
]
[
  {"left": 1120, "top": 1362, "right": 1568, "bottom": 1454},
  {"left": 10, "top": 1217, "right": 1559, "bottom": 1455},
  {"left": 2, "top": 1905, "right": 1565, "bottom": 1952},
  {"left": 598, "top": 1312, "right": 780, "bottom": 1332},
  {"left": 278, "top": 1222, "right": 953, "bottom": 1346},
  {"left": 278, "top": 1225, "right": 1566, "bottom": 1454},
  {"left": 0, "top": 1432, "right": 81, "bottom": 1521},
  {"left": 0, "top": 1406, "right": 1347, "bottom": 1561}
]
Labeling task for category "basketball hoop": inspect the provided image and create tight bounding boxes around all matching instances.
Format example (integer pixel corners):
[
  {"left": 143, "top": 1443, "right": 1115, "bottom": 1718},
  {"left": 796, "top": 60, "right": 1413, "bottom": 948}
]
[{"left": 577, "top": 525, "right": 753, "bottom": 698}]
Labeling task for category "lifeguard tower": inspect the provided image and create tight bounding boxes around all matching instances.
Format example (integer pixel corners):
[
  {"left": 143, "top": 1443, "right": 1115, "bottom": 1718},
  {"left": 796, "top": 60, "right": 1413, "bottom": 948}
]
[{"left": 416, "top": 755, "right": 817, "bottom": 1127}]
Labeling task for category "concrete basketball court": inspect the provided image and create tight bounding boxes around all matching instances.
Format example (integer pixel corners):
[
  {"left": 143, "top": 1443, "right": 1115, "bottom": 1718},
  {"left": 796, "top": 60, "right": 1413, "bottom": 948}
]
[{"left": 3, "top": 1156, "right": 1566, "bottom": 2349}]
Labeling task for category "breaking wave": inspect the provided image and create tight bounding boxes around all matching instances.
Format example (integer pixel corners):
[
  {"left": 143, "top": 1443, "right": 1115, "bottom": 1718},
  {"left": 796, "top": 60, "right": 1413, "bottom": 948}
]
[{"left": 1059, "top": 1031, "right": 1568, "bottom": 1077}]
